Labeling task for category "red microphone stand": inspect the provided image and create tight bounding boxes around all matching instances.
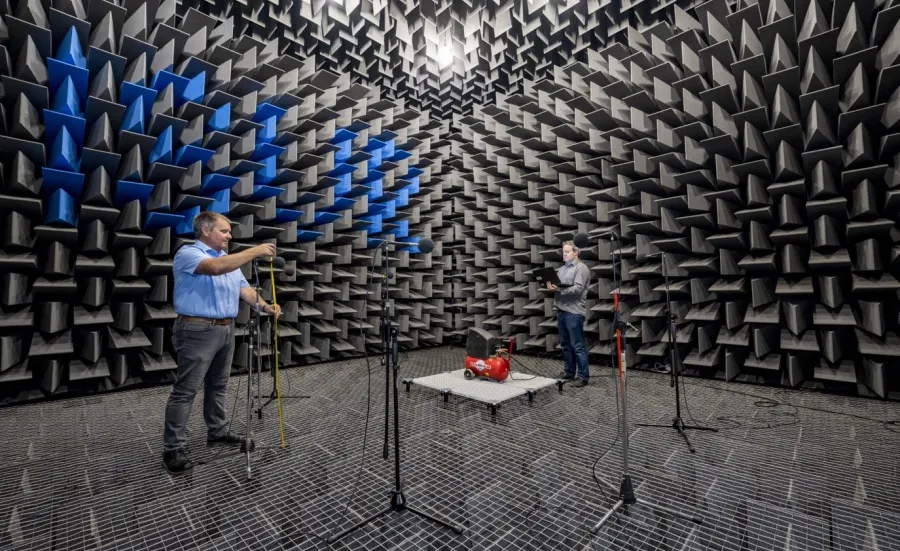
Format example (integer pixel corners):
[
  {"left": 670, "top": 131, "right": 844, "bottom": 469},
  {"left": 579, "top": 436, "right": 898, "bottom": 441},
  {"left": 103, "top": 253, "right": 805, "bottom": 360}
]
[{"left": 590, "top": 233, "right": 703, "bottom": 534}]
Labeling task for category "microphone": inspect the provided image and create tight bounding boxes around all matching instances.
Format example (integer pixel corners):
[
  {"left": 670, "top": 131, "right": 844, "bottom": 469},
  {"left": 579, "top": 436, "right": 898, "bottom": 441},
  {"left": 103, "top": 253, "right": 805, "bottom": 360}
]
[
  {"left": 380, "top": 238, "right": 435, "bottom": 253},
  {"left": 418, "top": 238, "right": 434, "bottom": 254},
  {"left": 573, "top": 230, "right": 617, "bottom": 248},
  {"left": 253, "top": 256, "right": 295, "bottom": 277},
  {"left": 254, "top": 256, "right": 285, "bottom": 268}
]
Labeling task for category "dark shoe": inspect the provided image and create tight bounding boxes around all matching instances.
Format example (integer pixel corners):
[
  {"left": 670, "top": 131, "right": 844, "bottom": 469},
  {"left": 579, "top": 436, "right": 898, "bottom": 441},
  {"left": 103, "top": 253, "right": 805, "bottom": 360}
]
[
  {"left": 557, "top": 371, "right": 575, "bottom": 381},
  {"left": 208, "top": 432, "right": 255, "bottom": 451},
  {"left": 163, "top": 449, "right": 193, "bottom": 473},
  {"left": 571, "top": 379, "right": 588, "bottom": 388}
]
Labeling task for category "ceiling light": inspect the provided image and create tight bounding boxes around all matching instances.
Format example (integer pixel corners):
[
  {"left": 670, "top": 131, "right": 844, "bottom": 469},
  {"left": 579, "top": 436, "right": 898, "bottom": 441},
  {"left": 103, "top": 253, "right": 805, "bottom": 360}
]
[{"left": 438, "top": 45, "right": 453, "bottom": 67}]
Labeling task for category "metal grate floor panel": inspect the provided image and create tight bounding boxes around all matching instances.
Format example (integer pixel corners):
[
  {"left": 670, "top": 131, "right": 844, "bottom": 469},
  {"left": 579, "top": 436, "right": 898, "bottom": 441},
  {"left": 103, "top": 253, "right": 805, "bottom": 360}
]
[{"left": 0, "top": 346, "right": 898, "bottom": 551}]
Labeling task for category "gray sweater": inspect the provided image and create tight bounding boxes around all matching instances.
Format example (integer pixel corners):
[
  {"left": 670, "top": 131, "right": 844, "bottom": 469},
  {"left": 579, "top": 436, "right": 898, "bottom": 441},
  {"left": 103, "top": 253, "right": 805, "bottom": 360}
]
[{"left": 555, "top": 261, "right": 591, "bottom": 316}]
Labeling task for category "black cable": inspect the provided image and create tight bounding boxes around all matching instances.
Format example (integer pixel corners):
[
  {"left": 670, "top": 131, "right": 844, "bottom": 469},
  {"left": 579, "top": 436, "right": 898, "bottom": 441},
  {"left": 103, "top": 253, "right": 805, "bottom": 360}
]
[
  {"left": 589, "top": 252, "right": 623, "bottom": 502},
  {"left": 201, "top": 261, "right": 379, "bottom": 547},
  {"left": 590, "top": 327, "right": 620, "bottom": 501},
  {"left": 311, "top": 256, "right": 377, "bottom": 541},
  {"left": 628, "top": 369, "right": 900, "bottom": 435},
  {"left": 678, "top": 365, "right": 701, "bottom": 426},
  {"left": 510, "top": 355, "right": 544, "bottom": 380},
  {"left": 263, "top": 258, "right": 379, "bottom": 547}
]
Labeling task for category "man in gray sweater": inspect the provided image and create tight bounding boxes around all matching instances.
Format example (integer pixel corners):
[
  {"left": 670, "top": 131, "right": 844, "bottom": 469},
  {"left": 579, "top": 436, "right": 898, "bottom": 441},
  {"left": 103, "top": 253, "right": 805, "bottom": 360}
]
[{"left": 546, "top": 241, "right": 591, "bottom": 387}]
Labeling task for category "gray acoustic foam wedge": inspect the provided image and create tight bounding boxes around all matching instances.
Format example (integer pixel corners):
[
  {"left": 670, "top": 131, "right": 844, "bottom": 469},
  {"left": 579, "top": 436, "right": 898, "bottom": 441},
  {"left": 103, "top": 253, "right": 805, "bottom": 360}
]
[
  {"left": 449, "top": 0, "right": 900, "bottom": 400},
  {"left": 0, "top": 0, "right": 449, "bottom": 402}
]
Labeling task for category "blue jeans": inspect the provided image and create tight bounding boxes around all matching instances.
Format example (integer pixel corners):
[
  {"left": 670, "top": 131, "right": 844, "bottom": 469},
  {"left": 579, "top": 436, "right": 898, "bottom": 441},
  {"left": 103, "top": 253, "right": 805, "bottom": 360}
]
[
  {"left": 558, "top": 311, "right": 589, "bottom": 380},
  {"left": 163, "top": 319, "right": 236, "bottom": 452}
]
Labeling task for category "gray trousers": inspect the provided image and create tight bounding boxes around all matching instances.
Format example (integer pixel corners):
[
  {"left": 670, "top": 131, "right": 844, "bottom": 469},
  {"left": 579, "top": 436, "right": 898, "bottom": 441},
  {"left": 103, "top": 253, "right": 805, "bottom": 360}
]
[{"left": 163, "top": 318, "right": 236, "bottom": 452}]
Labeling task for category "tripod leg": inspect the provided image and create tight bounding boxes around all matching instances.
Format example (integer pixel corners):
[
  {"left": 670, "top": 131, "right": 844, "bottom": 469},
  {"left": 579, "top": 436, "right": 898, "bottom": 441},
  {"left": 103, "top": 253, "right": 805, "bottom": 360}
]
[
  {"left": 590, "top": 499, "right": 625, "bottom": 534},
  {"left": 594, "top": 474, "right": 619, "bottom": 494},
  {"left": 382, "top": 323, "right": 390, "bottom": 461},
  {"left": 683, "top": 424, "right": 718, "bottom": 432},
  {"left": 325, "top": 506, "right": 393, "bottom": 544},
  {"left": 405, "top": 505, "right": 465, "bottom": 534},
  {"left": 245, "top": 346, "right": 254, "bottom": 480},
  {"left": 676, "top": 424, "right": 696, "bottom": 454},
  {"left": 635, "top": 498, "right": 703, "bottom": 525}
]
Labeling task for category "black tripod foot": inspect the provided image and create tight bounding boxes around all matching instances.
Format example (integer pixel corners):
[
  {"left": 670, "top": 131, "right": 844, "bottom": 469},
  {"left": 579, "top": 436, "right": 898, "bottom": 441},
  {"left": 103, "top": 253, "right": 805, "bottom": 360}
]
[
  {"left": 325, "top": 507, "right": 392, "bottom": 544},
  {"left": 683, "top": 424, "right": 718, "bottom": 433},
  {"left": 676, "top": 424, "right": 695, "bottom": 454},
  {"left": 637, "top": 417, "right": 716, "bottom": 454},
  {"left": 591, "top": 474, "right": 703, "bottom": 533},
  {"left": 405, "top": 504, "right": 465, "bottom": 534},
  {"left": 324, "top": 496, "right": 465, "bottom": 543}
]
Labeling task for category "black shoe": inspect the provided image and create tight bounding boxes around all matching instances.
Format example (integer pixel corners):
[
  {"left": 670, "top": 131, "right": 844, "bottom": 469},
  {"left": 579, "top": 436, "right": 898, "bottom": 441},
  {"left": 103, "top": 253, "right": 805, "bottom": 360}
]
[
  {"left": 208, "top": 432, "right": 255, "bottom": 451},
  {"left": 572, "top": 379, "right": 588, "bottom": 388},
  {"left": 163, "top": 449, "right": 193, "bottom": 473},
  {"left": 557, "top": 372, "right": 575, "bottom": 381}
]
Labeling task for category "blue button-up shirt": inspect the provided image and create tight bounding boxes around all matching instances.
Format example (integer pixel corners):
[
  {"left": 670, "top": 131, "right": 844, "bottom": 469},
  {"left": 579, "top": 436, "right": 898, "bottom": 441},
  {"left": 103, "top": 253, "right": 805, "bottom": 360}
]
[{"left": 173, "top": 242, "right": 249, "bottom": 318}]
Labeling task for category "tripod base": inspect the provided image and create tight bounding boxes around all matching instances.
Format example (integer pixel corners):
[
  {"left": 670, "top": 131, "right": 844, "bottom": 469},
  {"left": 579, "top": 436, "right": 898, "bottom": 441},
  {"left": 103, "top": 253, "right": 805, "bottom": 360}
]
[
  {"left": 591, "top": 474, "right": 703, "bottom": 534},
  {"left": 636, "top": 417, "right": 718, "bottom": 453},
  {"left": 258, "top": 390, "right": 311, "bottom": 418},
  {"left": 325, "top": 491, "right": 465, "bottom": 544}
]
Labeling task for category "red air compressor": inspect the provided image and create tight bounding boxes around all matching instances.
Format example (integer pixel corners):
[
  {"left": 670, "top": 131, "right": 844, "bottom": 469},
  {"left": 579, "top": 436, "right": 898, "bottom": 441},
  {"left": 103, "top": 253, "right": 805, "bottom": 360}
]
[{"left": 464, "top": 328, "right": 513, "bottom": 382}]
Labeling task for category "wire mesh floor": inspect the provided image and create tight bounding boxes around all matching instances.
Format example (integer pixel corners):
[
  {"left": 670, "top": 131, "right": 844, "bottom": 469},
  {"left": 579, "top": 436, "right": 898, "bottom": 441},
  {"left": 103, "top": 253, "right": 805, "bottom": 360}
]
[{"left": 1, "top": 345, "right": 899, "bottom": 551}]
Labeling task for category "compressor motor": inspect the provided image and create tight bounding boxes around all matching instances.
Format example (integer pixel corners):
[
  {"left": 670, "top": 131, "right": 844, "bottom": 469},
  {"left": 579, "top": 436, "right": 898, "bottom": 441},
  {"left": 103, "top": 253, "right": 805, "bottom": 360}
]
[{"left": 463, "top": 328, "right": 513, "bottom": 382}]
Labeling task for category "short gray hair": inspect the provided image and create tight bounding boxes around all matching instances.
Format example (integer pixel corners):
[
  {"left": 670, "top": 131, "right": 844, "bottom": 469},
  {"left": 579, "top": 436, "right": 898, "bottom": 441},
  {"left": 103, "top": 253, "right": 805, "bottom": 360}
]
[
  {"left": 562, "top": 241, "right": 579, "bottom": 254},
  {"left": 193, "top": 211, "right": 230, "bottom": 237}
]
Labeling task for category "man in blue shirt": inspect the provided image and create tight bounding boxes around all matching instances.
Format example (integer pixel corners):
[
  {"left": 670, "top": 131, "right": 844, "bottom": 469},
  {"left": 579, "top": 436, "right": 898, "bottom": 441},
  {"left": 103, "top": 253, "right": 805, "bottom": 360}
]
[
  {"left": 163, "top": 211, "right": 282, "bottom": 473},
  {"left": 546, "top": 241, "right": 591, "bottom": 387}
]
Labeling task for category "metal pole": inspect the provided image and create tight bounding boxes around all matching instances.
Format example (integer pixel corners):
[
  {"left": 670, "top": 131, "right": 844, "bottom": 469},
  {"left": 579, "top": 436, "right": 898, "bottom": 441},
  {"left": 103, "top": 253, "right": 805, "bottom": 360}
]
[
  {"left": 390, "top": 327, "right": 403, "bottom": 504},
  {"left": 661, "top": 253, "right": 683, "bottom": 419},
  {"left": 245, "top": 315, "right": 255, "bottom": 480},
  {"left": 592, "top": 239, "right": 705, "bottom": 533},
  {"left": 253, "top": 263, "right": 263, "bottom": 420},
  {"left": 635, "top": 251, "right": 717, "bottom": 452},
  {"left": 382, "top": 245, "right": 391, "bottom": 460}
]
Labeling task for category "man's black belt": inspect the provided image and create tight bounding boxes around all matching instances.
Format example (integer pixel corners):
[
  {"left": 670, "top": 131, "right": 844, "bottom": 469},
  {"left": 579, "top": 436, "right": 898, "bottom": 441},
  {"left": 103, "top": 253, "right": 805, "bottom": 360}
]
[{"left": 178, "top": 315, "right": 234, "bottom": 326}]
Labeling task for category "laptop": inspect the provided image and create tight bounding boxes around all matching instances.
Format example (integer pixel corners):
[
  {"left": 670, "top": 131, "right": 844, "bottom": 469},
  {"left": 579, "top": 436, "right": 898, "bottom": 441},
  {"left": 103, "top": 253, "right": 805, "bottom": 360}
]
[{"left": 533, "top": 267, "right": 573, "bottom": 288}]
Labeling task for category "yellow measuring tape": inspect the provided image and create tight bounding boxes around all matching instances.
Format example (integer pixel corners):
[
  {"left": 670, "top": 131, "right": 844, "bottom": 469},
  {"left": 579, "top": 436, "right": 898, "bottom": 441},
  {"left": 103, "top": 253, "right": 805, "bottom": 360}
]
[{"left": 270, "top": 259, "right": 287, "bottom": 449}]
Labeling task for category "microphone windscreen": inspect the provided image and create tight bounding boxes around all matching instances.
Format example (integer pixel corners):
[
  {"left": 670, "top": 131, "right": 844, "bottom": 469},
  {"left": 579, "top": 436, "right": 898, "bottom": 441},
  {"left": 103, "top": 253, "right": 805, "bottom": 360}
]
[
  {"left": 271, "top": 256, "right": 286, "bottom": 268},
  {"left": 418, "top": 238, "right": 434, "bottom": 254},
  {"left": 283, "top": 265, "right": 295, "bottom": 277},
  {"left": 573, "top": 233, "right": 591, "bottom": 249}
]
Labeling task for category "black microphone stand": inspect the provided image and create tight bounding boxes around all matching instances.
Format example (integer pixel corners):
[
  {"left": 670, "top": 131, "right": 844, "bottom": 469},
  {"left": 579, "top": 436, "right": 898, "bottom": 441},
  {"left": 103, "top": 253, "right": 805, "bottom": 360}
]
[
  {"left": 589, "top": 234, "right": 703, "bottom": 534},
  {"left": 324, "top": 242, "right": 464, "bottom": 544},
  {"left": 241, "top": 262, "right": 263, "bottom": 480},
  {"left": 255, "top": 261, "right": 309, "bottom": 419},
  {"left": 636, "top": 252, "right": 716, "bottom": 452}
]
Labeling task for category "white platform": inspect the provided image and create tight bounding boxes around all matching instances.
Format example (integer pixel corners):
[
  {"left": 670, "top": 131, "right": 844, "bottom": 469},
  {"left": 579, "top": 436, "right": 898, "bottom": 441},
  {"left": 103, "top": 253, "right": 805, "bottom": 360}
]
[{"left": 403, "top": 369, "right": 560, "bottom": 412}]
